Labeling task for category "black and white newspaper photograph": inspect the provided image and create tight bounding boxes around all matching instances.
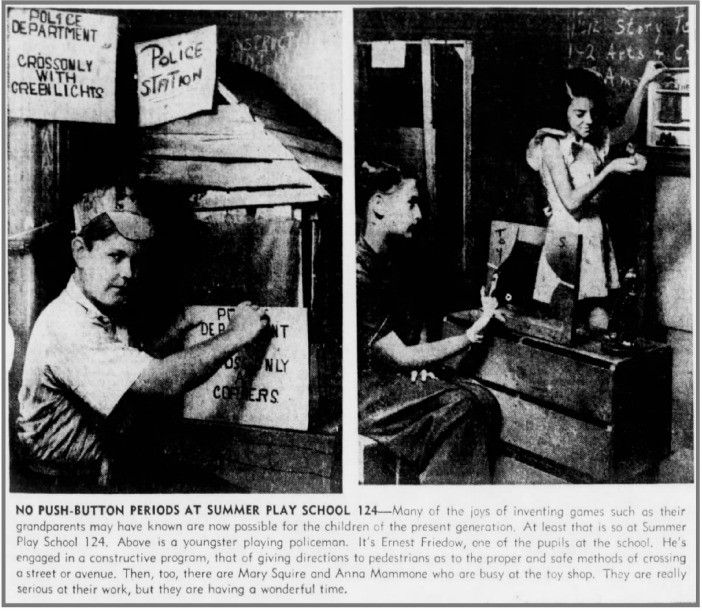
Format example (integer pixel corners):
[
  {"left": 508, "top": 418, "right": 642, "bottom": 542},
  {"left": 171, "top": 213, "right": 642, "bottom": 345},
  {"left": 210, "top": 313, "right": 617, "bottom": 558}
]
[{"left": 2, "top": 2, "right": 698, "bottom": 606}]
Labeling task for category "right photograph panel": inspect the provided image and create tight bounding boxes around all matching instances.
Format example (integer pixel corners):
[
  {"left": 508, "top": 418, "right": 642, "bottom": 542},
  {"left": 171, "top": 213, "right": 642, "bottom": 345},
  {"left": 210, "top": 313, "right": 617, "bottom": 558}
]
[{"left": 354, "top": 6, "right": 693, "bottom": 485}]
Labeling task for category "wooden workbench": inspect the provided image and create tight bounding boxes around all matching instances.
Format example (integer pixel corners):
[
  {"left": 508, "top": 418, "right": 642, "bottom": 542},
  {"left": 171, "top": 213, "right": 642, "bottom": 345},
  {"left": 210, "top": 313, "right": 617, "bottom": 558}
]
[{"left": 444, "top": 311, "right": 673, "bottom": 484}]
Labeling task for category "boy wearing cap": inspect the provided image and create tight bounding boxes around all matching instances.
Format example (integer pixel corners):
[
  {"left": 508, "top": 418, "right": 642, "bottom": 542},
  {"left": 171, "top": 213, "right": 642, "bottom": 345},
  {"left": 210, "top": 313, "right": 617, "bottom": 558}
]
[{"left": 17, "top": 185, "right": 269, "bottom": 490}]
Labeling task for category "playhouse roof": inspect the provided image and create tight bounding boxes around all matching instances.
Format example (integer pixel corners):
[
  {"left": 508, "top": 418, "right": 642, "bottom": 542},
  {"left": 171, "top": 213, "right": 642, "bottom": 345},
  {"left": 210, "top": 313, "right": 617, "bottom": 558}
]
[{"left": 139, "top": 78, "right": 339, "bottom": 208}]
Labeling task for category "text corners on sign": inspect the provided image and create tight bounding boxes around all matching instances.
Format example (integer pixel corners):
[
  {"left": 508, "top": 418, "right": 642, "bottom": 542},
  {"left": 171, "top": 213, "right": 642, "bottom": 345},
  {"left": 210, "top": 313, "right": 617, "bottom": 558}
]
[
  {"left": 8, "top": 8, "right": 118, "bottom": 123},
  {"left": 184, "top": 306, "right": 309, "bottom": 431},
  {"left": 135, "top": 25, "right": 217, "bottom": 127}
]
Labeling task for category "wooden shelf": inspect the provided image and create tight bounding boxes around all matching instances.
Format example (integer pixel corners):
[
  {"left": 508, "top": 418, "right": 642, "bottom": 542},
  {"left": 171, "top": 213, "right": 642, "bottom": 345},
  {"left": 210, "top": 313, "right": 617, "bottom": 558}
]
[
  {"left": 653, "top": 122, "right": 690, "bottom": 129},
  {"left": 654, "top": 89, "right": 689, "bottom": 95},
  {"left": 647, "top": 70, "right": 691, "bottom": 151}
]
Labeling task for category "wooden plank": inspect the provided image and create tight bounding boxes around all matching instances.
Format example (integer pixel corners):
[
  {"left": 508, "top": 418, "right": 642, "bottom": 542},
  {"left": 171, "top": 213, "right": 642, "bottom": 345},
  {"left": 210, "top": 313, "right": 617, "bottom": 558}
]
[
  {"left": 270, "top": 130, "right": 341, "bottom": 160},
  {"left": 192, "top": 187, "right": 324, "bottom": 210},
  {"left": 8, "top": 119, "right": 38, "bottom": 235},
  {"left": 286, "top": 147, "right": 342, "bottom": 177},
  {"left": 217, "top": 82, "right": 240, "bottom": 106},
  {"left": 217, "top": 463, "right": 333, "bottom": 494},
  {"left": 492, "top": 388, "right": 613, "bottom": 481},
  {"left": 494, "top": 456, "right": 568, "bottom": 485},
  {"left": 449, "top": 310, "right": 627, "bottom": 365},
  {"left": 196, "top": 208, "right": 249, "bottom": 223},
  {"left": 443, "top": 317, "right": 615, "bottom": 423},
  {"left": 229, "top": 422, "right": 338, "bottom": 454},
  {"left": 167, "top": 420, "right": 340, "bottom": 493},
  {"left": 144, "top": 104, "right": 254, "bottom": 135},
  {"left": 255, "top": 206, "right": 293, "bottom": 219},
  {"left": 175, "top": 419, "right": 338, "bottom": 453},
  {"left": 421, "top": 40, "right": 437, "bottom": 202},
  {"left": 8, "top": 253, "right": 37, "bottom": 346},
  {"left": 462, "top": 42, "right": 473, "bottom": 274},
  {"left": 139, "top": 158, "right": 323, "bottom": 191},
  {"left": 256, "top": 117, "right": 337, "bottom": 147},
  {"left": 141, "top": 132, "right": 294, "bottom": 161},
  {"left": 38, "top": 122, "right": 60, "bottom": 225},
  {"left": 222, "top": 440, "right": 334, "bottom": 478},
  {"left": 294, "top": 208, "right": 304, "bottom": 307},
  {"left": 8, "top": 222, "right": 58, "bottom": 254}
]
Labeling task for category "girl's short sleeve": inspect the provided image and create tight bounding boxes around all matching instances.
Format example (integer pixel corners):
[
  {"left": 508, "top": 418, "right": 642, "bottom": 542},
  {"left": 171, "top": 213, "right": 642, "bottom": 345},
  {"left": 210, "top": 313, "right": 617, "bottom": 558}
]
[{"left": 526, "top": 128, "right": 568, "bottom": 171}]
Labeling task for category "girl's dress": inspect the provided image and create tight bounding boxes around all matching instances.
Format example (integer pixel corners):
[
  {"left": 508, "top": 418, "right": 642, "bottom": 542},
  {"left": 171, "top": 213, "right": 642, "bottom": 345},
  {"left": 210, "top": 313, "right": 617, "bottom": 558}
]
[{"left": 526, "top": 128, "right": 619, "bottom": 303}]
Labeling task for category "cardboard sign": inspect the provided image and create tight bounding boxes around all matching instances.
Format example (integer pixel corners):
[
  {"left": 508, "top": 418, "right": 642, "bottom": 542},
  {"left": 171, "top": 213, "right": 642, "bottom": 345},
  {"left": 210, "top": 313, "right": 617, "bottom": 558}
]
[
  {"left": 183, "top": 306, "right": 309, "bottom": 431},
  {"left": 486, "top": 221, "right": 582, "bottom": 345},
  {"left": 7, "top": 8, "right": 117, "bottom": 123},
  {"left": 371, "top": 41, "right": 406, "bottom": 68},
  {"left": 135, "top": 26, "right": 217, "bottom": 127}
]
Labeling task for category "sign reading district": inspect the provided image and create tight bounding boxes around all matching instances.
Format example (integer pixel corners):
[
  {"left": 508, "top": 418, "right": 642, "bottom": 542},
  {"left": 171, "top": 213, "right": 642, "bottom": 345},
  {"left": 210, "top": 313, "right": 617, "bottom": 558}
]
[
  {"left": 8, "top": 8, "right": 117, "bottom": 123},
  {"left": 184, "top": 306, "right": 309, "bottom": 431},
  {"left": 135, "top": 25, "right": 217, "bottom": 127}
]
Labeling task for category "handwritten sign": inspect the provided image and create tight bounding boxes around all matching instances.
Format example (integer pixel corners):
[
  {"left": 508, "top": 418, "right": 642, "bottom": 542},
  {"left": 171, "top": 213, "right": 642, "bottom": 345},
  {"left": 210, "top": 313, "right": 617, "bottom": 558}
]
[
  {"left": 135, "top": 26, "right": 217, "bottom": 127},
  {"left": 7, "top": 8, "right": 117, "bottom": 123},
  {"left": 183, "top": 306, "right": 309, "bottom": 431}
]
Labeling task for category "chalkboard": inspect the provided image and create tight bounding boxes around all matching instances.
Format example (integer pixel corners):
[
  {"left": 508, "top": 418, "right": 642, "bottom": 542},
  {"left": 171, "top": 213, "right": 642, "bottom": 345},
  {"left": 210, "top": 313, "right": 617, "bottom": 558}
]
[
  {"left": 223, "top": 11, "right": 342, "bottom": 137},
  {"left": 566, "top": 7, "right": 689, "bottom": 117}
]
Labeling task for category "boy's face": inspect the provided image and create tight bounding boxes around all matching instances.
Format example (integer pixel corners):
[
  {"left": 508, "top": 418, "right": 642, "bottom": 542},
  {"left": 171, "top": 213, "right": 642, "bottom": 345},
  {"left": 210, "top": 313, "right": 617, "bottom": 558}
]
[
  {"left": 74, "top": 232, "right": 144, "bottom": 312},
  {"left": 377, "top": 178, "right": 422, "bottom": 238}
]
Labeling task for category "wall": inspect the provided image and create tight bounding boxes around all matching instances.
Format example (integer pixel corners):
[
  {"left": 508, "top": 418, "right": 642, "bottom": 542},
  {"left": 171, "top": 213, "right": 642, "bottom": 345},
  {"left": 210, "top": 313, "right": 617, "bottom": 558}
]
[
  {"left": 653, "top": 175, "right": 693, "bottom": 450},
  {"left": 224, "top": 12, "right": 342, "bottom": 138}
]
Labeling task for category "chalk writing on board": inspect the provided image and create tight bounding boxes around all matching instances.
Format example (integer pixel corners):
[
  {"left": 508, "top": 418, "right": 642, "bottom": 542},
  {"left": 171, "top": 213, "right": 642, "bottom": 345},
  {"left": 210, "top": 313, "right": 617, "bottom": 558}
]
[
  {"left": 566, "top": 8, "right": 689, "bottom": 93},
  {"left": 229, "top": 31, "right": 301, "bottom": 82}
]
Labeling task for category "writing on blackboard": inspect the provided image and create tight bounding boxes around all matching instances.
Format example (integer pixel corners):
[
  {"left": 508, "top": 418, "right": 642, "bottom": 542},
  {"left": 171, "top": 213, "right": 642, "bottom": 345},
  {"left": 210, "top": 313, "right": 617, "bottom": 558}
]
[
  {"left": 568, "top": 12, "right": 689, "bottom": 39},
  {"left": 567, "top": 9, "right": 689, "bottom": 91},
  {"left": 230, "top": 31, "right": 300, "bottom": 79}
]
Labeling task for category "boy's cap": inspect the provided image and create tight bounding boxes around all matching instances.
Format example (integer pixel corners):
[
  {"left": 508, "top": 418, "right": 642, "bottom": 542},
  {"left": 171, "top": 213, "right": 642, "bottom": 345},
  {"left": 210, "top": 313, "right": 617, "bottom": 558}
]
[{"left": 74, "top": 186, "right": 154, "bottom": 241}]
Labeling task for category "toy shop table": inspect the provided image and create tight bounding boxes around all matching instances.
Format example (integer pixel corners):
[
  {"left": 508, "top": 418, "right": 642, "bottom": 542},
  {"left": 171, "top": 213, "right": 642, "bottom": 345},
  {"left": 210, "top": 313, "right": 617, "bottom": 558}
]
[{"left": 444, "top": 311, "right": 672, "bottom": 484}]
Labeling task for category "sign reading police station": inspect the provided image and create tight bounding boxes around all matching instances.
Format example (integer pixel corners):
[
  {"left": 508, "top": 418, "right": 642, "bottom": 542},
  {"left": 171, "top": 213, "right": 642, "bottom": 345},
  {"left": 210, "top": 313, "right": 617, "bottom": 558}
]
[
  {"left": 135, "top": 26, "right": 217, "bottom": 127},
  {"left": 184, "top": 306, "right": 309, "bottom": 431},
  {"left": 8, "top": 8, "right": 117, "bottom": 123}
]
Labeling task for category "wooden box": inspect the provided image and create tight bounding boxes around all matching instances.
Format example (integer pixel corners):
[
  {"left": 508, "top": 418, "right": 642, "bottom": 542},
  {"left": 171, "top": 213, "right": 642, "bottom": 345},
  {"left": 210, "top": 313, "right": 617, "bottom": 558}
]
[{"left": 444, "top": 311, "right": 672, "bottom": 483}]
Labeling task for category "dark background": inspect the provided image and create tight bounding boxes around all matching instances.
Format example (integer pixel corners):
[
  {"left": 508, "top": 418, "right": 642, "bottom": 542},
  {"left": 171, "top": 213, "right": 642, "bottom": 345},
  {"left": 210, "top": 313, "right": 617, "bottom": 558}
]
[{"left": 355, "top": 7, "right": 690, "bottom": 309}]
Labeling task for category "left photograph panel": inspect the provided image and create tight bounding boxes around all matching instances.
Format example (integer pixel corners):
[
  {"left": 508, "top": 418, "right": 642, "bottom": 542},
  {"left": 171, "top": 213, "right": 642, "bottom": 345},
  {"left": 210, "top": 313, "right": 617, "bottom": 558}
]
[{"left": 6, "top": 7, "right": 343, "bottom": 493}]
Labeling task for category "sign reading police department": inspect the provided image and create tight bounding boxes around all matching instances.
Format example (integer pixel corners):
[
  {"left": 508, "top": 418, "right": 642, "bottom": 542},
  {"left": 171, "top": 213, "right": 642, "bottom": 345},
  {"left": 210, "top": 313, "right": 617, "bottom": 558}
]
[
  {"left": 8, "top": 8, "right": 117, "bottom": 123},
  {"left": 135, "top": 26, "right": 217, "bottom": 127},
  {"left": 184, "top": 306, "right": 309, "bottom": 431}
]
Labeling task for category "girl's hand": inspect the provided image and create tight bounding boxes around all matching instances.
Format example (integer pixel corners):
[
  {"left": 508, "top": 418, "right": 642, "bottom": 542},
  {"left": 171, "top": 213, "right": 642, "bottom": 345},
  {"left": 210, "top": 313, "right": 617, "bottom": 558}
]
[
  {"left": 641, "top": 60, "right": 666, "bottom": 85},
  {"left": 607, "top": 156, "right": 641, "bottom": 175},
  {"left": 631, "top": 153, "right": 647, "bottom": 171}
]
